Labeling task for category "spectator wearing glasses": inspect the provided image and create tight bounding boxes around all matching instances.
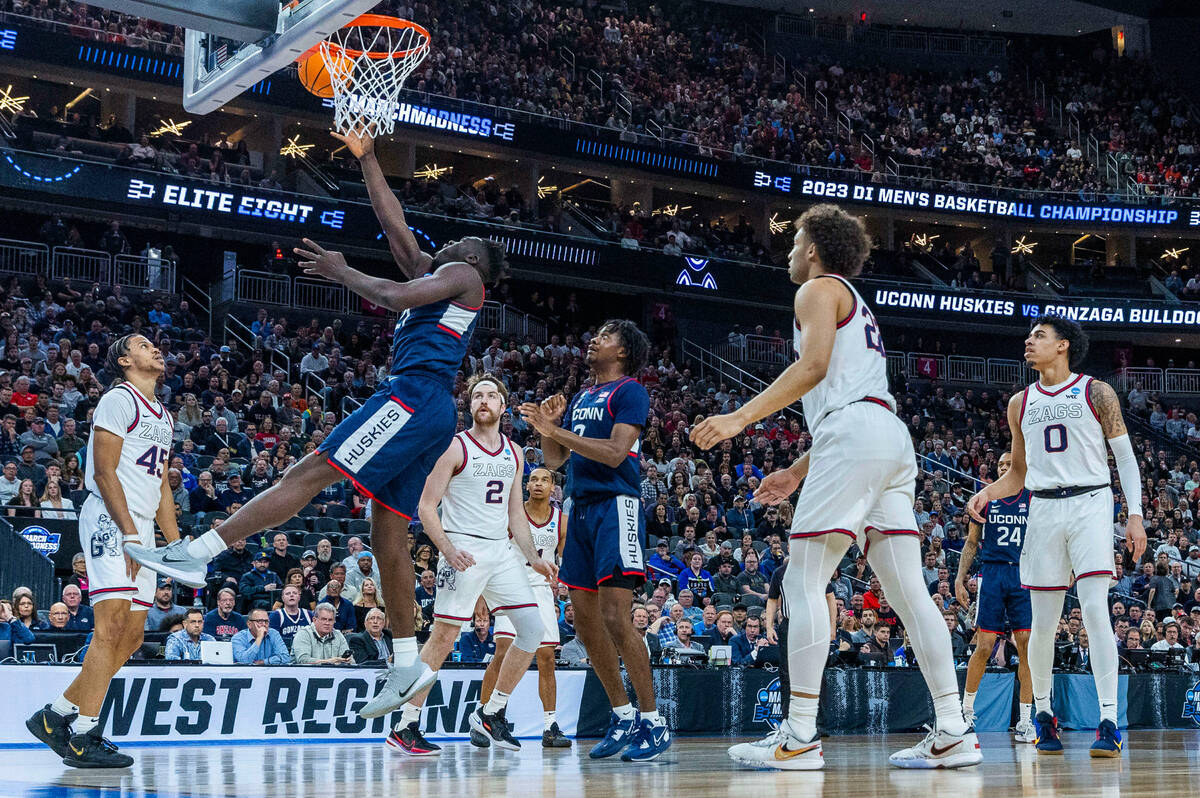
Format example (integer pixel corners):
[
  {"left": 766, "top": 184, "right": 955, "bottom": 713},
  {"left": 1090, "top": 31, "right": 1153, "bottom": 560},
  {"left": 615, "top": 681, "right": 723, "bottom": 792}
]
[{"left": 232, "top": 608, "right": 292, "bottom": 664}]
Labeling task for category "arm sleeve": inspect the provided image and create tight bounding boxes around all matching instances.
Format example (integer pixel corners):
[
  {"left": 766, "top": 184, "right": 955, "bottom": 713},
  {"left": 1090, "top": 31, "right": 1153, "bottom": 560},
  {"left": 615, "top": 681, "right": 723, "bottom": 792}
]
[
  {"left": 92, "top": 389, "right": 137, "bottom": 438},
  {"left": 1108, "top": 434, "right": 1143, "bottom": 517},
  {"left": 611, "top": 381, "right": 650, "bottom": 428}
]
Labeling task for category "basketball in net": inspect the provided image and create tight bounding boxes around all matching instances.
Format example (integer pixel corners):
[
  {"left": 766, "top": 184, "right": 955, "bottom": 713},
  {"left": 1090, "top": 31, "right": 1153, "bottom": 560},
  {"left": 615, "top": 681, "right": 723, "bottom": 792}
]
[
  {"left": 317, "top": 14, "right": 431, "bottom": 137},
  {"left": 297, "top": 49, "right": 352, "bottom": 99}
]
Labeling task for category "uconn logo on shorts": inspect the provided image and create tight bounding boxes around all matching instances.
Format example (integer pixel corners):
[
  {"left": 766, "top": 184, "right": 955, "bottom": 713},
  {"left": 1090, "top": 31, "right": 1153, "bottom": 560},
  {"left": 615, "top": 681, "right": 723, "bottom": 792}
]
[{"left": 334, "top": 401, "right": 413, "bottom": 471}]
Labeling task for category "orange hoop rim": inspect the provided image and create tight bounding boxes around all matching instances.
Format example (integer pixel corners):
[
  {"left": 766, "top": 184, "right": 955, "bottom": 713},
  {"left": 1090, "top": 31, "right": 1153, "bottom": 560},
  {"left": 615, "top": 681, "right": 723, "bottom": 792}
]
[{"left": 322, "top": 14, "right": 431, "bottom": 61}]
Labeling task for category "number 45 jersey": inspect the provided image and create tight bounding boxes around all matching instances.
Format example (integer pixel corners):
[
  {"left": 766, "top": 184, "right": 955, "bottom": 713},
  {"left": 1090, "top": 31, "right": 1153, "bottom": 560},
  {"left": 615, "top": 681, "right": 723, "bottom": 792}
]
[
  {"left": 981, "top": 490, "right": 1031, "bottom": 565},
  {"left": 84, "top": 382, "right": 174, "bottom": 519}
]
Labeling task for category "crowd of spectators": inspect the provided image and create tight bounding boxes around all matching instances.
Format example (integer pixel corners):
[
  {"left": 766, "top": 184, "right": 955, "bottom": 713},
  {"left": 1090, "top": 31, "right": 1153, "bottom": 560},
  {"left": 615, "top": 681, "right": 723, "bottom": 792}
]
[{"left": 11, "top": 0, "right": 1197, "bottom": 203}]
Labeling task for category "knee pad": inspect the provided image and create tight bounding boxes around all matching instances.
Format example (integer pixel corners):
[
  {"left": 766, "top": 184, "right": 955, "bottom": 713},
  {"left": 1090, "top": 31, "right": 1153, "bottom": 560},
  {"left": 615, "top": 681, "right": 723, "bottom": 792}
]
[{"left": 505, "top": 605, "right": 543, "bottom": 653}]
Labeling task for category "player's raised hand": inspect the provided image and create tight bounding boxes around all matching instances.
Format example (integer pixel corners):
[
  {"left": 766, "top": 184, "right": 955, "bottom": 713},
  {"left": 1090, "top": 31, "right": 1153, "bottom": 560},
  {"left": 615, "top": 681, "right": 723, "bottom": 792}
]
[
  {"left": 755, "top": 469, "right": 801, "bottom": 506},
  {"left": 294, "top": 239, "right": 349, "bottom": 282},
  {"left": 1125, "top": 514, "right": 1147, "bottom": 563},
  {"left": 331, "top": 127, "right": 375, "bottom": 159},
  {"left": 444, "top": 545, "right": 475, "bottom": 572},
  {"left": 543, "top": 394, "right": 567, "bottom": 423},
  {"left": 519, "top": 398, "right": 563, "bottom": 437},
  {"left": 966, "top": 490, "right": 989, "bottom": 523},
  {"left": 690, "top": 412, "right": 744, "bottom": 451},
  {"left": 532, "top": 557, "right": 558, "bottom": 584}
]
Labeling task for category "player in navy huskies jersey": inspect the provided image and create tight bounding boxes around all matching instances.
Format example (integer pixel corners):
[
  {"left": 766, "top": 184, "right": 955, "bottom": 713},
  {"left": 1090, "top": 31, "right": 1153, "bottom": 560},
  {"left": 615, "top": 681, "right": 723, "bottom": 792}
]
[
  {"left": 127, "top": 129, "right": 508, "bottom": 721},
  {"left": 520, "top": 319, "right": 671, "bottom": 762},
  {"left": 955, "top": 451, "right": 1035, "bottom": 741}
]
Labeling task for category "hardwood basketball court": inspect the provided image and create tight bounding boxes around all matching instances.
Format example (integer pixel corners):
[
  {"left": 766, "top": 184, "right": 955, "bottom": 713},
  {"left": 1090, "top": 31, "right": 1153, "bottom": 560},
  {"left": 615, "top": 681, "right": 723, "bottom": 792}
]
[{"left": 12, "top": 730, "right": 1198, "bottom": 797}]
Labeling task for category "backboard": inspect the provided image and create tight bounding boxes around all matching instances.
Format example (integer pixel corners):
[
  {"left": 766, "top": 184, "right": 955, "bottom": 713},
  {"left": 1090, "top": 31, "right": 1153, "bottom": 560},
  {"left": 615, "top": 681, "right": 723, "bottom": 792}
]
[{"left": 183, "top": 0, "right": 380, "bottom": 114}]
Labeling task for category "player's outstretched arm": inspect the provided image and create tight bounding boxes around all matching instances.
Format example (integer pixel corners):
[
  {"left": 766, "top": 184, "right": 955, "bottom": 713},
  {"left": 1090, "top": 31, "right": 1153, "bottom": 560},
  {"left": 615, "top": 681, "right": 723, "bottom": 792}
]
[
  {"left": 295, "top": 240, "right": 479, "bottom": 312},
  {"left": 155, "top": 465, "right": 181, "bottom": 543},
  {"left": 967, "top": 392, "right": 1028, "bottom": 521},
  {"left": 520, "top": 395, "right": 568, "bottom": 468},
  {"left": 954, "top": 521, "right": 983, "bottom": 606},
  {"left": 417, "top": 441, "right": 475, "bottom": 572},
  {"left": 332, "top": 129, "right": 433, "bottom": 281},
  {"left": 1092, "top": 378, "right": 1147, "bottom": 562},
  {"left": 691, "top": 281, "right": 839, "bottom": 450}
]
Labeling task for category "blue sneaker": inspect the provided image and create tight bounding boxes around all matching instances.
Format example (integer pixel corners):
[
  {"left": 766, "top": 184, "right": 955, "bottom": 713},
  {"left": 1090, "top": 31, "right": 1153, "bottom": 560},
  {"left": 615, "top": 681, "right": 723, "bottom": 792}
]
[
  {"left": 1089, "top": 719, "right": 1122, "bottom": 758},
  {"left": 1033, "top": 711, "right": 1063, "bottom": 755},
  {"left": 620, "top": 717, "right": 672, "bottom": 762},
  {"left": 588, "top": 712, "right": 638, "bottom": 759}
]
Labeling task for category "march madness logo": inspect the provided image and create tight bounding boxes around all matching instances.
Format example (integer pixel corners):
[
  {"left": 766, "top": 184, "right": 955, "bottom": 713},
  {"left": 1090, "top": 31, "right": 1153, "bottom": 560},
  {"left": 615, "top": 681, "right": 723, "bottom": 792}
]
[
  {"left": 1184, "top": 681, "right": 1200, "bottom": 727},
  {"left": 752, "top": 677, "right": 783, "bottom": 729}
]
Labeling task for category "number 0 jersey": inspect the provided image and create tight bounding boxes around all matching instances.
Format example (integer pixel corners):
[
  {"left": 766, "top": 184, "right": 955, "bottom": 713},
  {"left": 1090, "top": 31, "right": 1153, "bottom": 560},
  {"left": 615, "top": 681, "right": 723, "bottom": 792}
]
[
  {"left": 84, "top": 382, "right": 173, "bottom": 520},
  {"left": 439, "top": 430, "right": 519, "bottom": 540},
  {"left": 795, "top": 274, "right": 896, "bottom": 435},
  {"left": 980, "top": 489, "right": 1031, "bottom": 565},
  {"left": 1018, "top": 373, "right": 1109, "bottom": 491}
]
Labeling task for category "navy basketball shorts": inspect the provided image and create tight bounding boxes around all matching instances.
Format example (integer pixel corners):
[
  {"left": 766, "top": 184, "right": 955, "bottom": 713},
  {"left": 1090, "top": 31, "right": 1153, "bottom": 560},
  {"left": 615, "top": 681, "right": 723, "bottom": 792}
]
[
  {"left": 975, "top": 562, "right": 1032, "bottom": 635},
  {"left": 560, "top": 494, "right": 646, "bottom": 591},
  {"left": 318, "top": 375, "right": 456, "bottom": 520}
]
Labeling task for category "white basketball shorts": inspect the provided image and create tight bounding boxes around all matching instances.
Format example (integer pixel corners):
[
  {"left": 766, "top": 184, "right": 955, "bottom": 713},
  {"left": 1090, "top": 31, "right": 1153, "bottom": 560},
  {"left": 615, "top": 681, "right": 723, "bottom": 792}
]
[
  {"left": 1020, "top": 488, "right": 1115, "bottom": 590},
  {"left": 431, "top": 533, "right": 539, "bottom": 624},
  {"left": 79, "top": 493, "right": 156, "bottom": 608}
]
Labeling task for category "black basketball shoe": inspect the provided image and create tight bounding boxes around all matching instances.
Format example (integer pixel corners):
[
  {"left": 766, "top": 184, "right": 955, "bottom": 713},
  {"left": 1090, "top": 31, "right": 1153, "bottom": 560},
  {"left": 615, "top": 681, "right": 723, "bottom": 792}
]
[
  {"left": 26, "top": 705, "right": 75, "bottom": 758},
  {"left": 385, "top": 722, "right": 442, "bottom": 756},
  {"left": 542, "top": 722, "right": 571, "bottom": 748},
  {"left": 63, "top": 728, "right": 134, "bottom": 769}
]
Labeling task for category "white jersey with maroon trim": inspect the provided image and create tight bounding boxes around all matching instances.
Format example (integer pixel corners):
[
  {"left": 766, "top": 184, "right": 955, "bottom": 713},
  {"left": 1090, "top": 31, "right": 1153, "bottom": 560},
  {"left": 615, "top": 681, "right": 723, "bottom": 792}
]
[
  {"left": 795, "top": 274, "right": 895, "bottom": 434},
  {"left": 1019, "top": 373, "right": 1110, "bottom": 491},
  {"left": 84, "top": 382, "right": 173, "bottom": 520},
  {"left": 439, "top": 430, "right": 519, "bottom": 540},
  {"left": 523, "top": 504, "right": 562, "bottom": 586}
]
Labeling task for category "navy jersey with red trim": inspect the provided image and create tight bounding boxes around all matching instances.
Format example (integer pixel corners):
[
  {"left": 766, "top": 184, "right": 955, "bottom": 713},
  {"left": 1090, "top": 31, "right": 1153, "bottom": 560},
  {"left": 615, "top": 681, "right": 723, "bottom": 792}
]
[
  {"left": 980, "top": 489, "right": 1030, "bottom": 565},
  {"left": 563, "top": 377, "right": 649, "bottom": 500},
  {"left": 389, "top": 292, "right": 482, "bottom": 387}
]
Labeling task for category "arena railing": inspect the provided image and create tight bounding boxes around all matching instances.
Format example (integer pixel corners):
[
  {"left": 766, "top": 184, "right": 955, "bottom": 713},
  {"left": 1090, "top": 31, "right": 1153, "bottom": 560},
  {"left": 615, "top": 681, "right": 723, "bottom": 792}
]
[
  {"left": 50, "top": 246, "right": 110, "bottom": 286},
  {"left": 0, "top": 237, "right": 47, "bottom": 276},
  {"left": 114, "top": 252, "right": 176, "bottom": 293}
]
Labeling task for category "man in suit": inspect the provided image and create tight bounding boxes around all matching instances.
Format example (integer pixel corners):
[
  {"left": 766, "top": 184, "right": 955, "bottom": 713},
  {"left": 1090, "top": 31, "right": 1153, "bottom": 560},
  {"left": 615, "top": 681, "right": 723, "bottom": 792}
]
[{"left": 349, "top": 608, "right": 393, "bottom": 667}]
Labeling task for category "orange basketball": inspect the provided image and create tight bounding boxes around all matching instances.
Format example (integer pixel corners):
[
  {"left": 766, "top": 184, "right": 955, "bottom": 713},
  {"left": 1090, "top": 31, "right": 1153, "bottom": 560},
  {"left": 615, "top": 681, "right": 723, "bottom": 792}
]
[{"left": 297, "top": 50, "right": 351, "bottom": 99}]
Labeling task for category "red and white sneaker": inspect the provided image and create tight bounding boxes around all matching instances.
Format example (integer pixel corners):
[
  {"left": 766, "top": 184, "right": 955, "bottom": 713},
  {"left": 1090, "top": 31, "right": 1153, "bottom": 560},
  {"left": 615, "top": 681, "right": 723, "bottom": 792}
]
[
  {"left": 889, "top": 725, "right": 982, "bottom": 769},
  {"left": 386, "top": 722, "right": 441, "bottom": 756}
]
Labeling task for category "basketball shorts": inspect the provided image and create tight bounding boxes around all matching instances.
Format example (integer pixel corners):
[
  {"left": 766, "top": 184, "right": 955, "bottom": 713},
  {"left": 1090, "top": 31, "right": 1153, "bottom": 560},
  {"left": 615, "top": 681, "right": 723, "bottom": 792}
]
[
  {"left": 1020, "top": 488, "right": 1115, "bottom": 590},
  {"left": 494, "top": 581, "right": 559, "bottom": 647},
  {"left": 319, "top": 374, "right": 456, "bottom": 520},
  {"left": 975, "top": 562, "right": 1032, "bottom": 634},
  {"left": 790, "top": 402, "right": 918, "bottom": 554},
  {"left": 560, "top": 494, "right": 645, "bottom": 592},
  {"left": 431, "top": 533, "right": 539, "bottom": 624},
  {"left": 79, "top": 493, "right": 155, "bottom": 608}
]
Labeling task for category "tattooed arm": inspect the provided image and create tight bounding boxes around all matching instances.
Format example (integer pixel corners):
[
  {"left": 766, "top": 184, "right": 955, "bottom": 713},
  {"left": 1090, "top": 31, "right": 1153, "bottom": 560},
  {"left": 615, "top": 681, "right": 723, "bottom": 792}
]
[{"left": 1090, "top": 378, "right": 1146, "bottom": 563}]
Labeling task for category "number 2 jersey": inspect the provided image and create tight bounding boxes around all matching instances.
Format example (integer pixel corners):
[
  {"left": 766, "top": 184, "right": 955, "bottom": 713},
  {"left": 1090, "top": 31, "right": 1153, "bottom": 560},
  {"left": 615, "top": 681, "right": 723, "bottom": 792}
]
[
  {"left": 439, "top": 430, "right": 520, "bottom": 540},
  {"left": 84, "top": 382, "right": 173, "bottom": 520},
  {"left": 1018, "top": 373, "right": 1109, "bottom": 491},
  {"left": 794, "top": 274, "right": 896, "bottom": 435},
  {"left": 980, "top": 489, "right": 1031, "bottom": 565},
  {"left": 562, "top": 376, "right": 649, "bottom": 501}
]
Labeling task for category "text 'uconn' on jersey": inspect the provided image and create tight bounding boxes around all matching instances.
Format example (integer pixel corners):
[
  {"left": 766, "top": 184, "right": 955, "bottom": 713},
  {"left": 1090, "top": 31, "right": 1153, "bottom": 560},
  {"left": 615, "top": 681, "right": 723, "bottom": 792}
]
[
  {"left": 564, "top": 377, "right": 650, "bottom": 501},
  {"left": 981, "top": 490, "right": 1031, "bottom": 565}
]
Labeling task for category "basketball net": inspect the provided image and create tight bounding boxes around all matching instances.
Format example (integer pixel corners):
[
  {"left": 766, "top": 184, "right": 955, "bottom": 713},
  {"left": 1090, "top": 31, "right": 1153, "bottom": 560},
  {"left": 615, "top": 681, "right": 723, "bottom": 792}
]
[{"left": 320, "top": 15, "right": 430, "bottom": 137}]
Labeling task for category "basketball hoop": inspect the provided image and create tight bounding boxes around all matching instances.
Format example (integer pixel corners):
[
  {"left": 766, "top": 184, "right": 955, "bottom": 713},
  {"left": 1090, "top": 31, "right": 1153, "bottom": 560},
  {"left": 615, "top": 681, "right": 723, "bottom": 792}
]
[{"left": 319, "top": 14, "right": 430, "bottom": 137}]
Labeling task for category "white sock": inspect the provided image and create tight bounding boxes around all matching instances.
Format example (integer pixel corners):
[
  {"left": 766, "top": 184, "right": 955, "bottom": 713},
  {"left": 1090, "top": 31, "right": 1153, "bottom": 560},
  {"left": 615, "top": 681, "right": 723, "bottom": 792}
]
[
  {"left": 962, "top": 690, "right": 976, "bottom": 714},
  {"left": 51, "top": 695, "right": 79, "bottom": 717},
  {"left": 613, "top": 703, "right": 636, "bottom": 721},
  {"left": 1034, "top": 693, "right": 1052, "bottom": 715},
  {"left": 397, "top": 703, "right": 421, "bottom": 730},
  {"left": 484, "top": 689, "right": 510, "bottom": 714},
  {"left": 393, "top": 636, "right": 418, "bottom": 667},
  {"left": 1019, "top": 702, "right": 1032, "bottom": 724},
  {"left": 187, "top": 529, "right": 227, "bottom": 559},
  {"left": 544, "top": 710, "right": 557, "bottom": 731},
  {"left": 640, "top": 710, "right": 660, "bottom": 724},
  {"left": 933, "top": 693, "right": 967, "bottom": 736},
  {"left": 787, "top": 695, "right": 819, "bottom": 741},
  {"left": 74, "top": 715, "right": 99, "bottom": 735}
]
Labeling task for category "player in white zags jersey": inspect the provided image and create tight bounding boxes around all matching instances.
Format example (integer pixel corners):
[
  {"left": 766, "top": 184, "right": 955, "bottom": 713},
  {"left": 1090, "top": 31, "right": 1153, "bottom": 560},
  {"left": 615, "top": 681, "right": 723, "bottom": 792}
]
[
  {"left": 693, "top": 204, "right": 980, "bottom": 771},
  {"left": 968, "top": 315, "right": 1146, "bottom": 758},
  {"left": 26, "top": 334, "right": 180, "bottom": 768},
  {"left": 385, "top": 374, "right": 556, "bottom": 756},
  {"left": 480, "top": 466, "right": 571, "bottom": 748}
]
